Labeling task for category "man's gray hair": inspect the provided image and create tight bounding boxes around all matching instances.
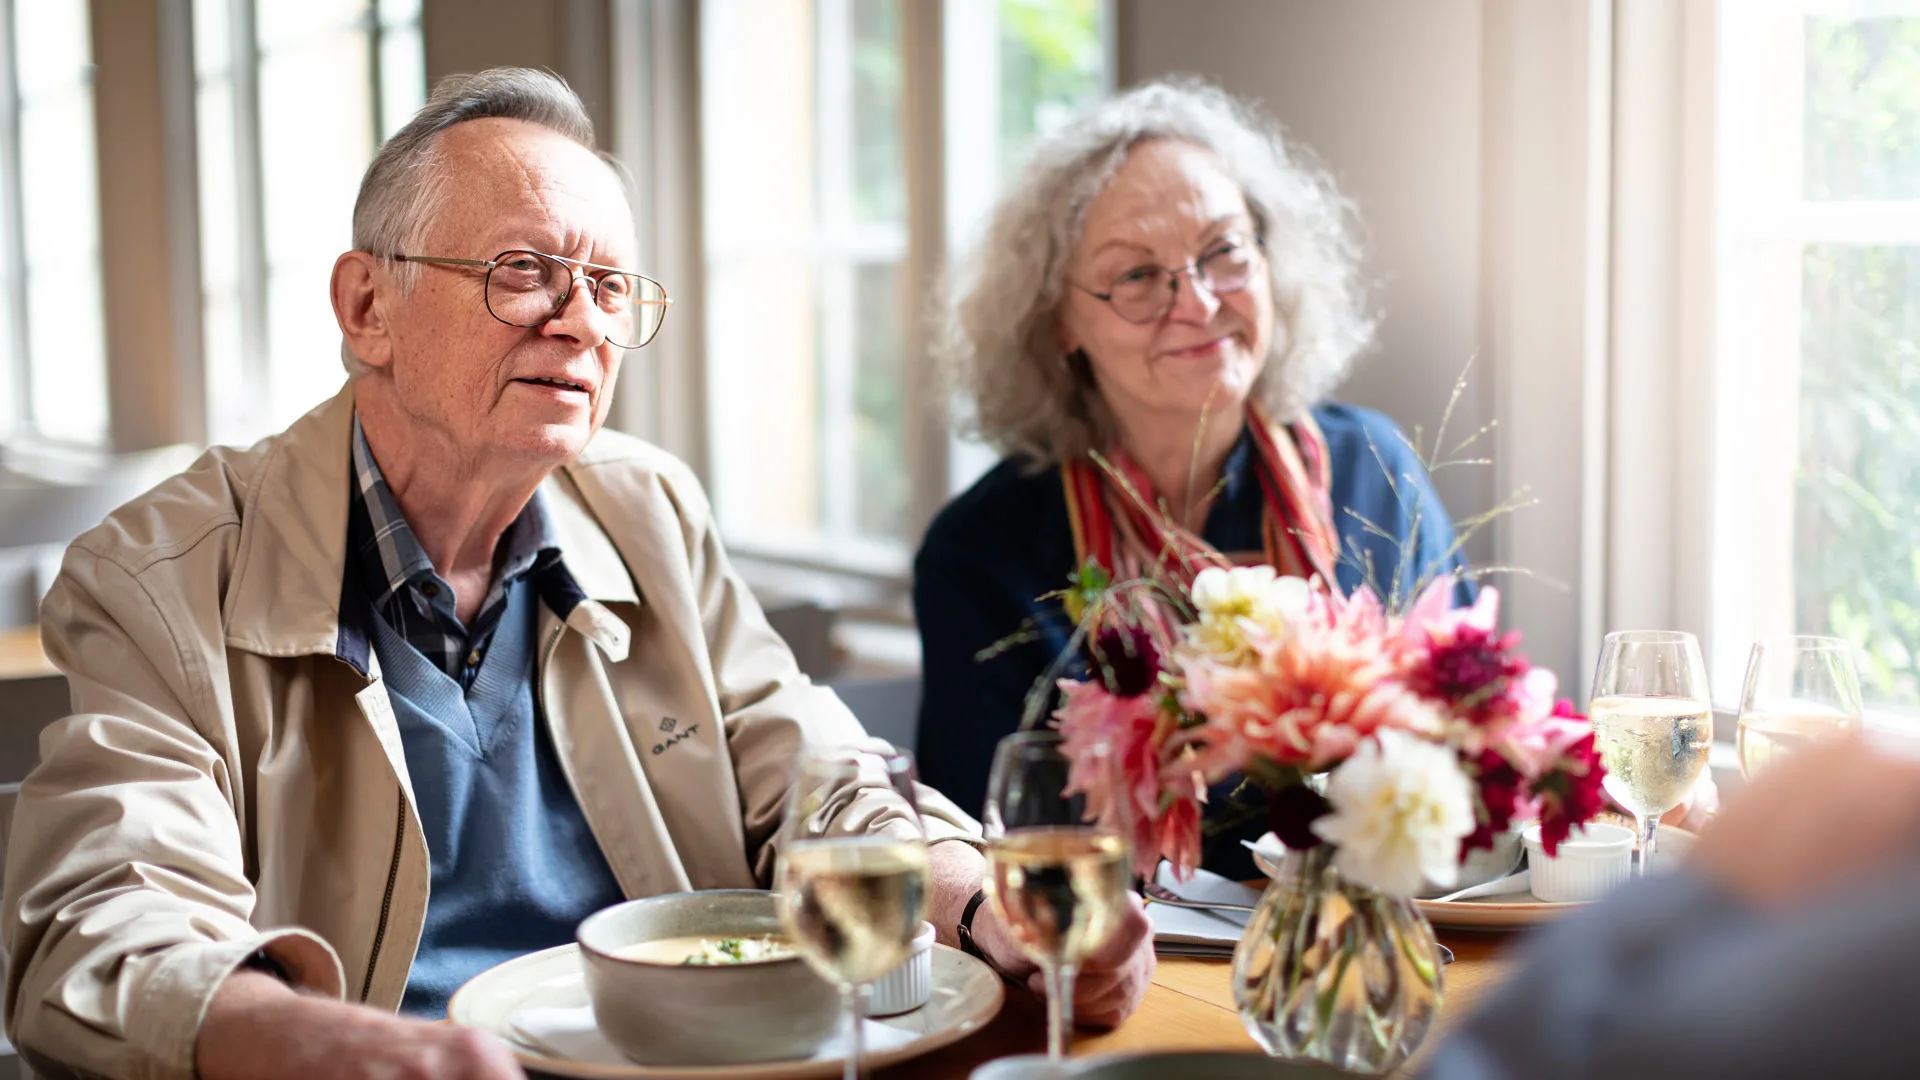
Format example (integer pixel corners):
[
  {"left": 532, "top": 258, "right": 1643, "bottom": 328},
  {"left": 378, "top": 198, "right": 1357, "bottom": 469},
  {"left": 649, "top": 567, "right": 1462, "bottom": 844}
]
[
  {"left": 943, "top": 77, "right": 1376, "bottom": 465},
  {"left": 341, "top": 67, "right": 598, "bottom": 376}
]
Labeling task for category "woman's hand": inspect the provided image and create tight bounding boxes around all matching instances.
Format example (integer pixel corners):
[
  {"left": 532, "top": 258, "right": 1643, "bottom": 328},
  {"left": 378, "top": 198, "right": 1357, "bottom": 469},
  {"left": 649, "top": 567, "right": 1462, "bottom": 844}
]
[{"left": 970, "top": 891, "right": 1158, "bottom": 1028}]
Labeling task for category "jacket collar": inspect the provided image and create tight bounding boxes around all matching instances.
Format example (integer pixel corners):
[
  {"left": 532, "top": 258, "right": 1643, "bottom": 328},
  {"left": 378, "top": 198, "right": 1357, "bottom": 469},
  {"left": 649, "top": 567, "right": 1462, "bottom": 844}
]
[{"left": 223, "top": 385, "right": 640, "bottom": 668}]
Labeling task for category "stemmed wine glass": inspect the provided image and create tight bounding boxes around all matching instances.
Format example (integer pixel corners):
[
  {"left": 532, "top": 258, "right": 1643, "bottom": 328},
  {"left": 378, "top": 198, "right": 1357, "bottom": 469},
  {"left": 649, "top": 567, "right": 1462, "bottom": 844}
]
[
  {"left": 1590, "top": 630, "right": 1713, "bottom": 876},
  {"left": 982, "top": 730, "right": 1131, "bottom": 1062},
  {"left": 775, "top": 746, "right": 930, "bottom": 1080},
  {"left": 1736, "top": 635, "right": 1863, "bottom": 778}
]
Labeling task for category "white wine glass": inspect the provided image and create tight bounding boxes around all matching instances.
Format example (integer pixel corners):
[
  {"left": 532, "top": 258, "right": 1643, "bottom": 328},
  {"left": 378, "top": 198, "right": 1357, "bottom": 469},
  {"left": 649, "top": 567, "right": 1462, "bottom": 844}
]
[
  {"left": 774, "top": 747, "right": 930, "bottom": 1080},
  {"left": 982, "top": 730, "right": 1131, "bottom": 1062},
  {"left": 1736, "top": 635, "right": 1863, "bottom": 778},
  {"left": 1590, "top": 630, "right": 1712, "bottom": 877}
]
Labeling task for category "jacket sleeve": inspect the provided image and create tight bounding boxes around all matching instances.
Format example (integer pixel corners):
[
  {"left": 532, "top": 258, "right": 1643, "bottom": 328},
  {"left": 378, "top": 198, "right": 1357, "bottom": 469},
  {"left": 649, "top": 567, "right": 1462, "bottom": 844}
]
[
  {"left": 671, "top": 485, "right": 983, "bottom": 886},
  {"left": 4, "top": 544, "right": 344, "bottom": 1080},
  {"left": 1423, "top": 861, "right": 1920, "bottom": 1080}
]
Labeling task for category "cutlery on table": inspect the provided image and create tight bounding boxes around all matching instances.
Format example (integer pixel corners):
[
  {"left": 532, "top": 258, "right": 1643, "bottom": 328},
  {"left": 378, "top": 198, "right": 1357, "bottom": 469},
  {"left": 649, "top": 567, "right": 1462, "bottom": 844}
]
[
  {"left": 1140, "top": 882, "right": 1256, "bottom": 914},
  {"left": 1144, "top": 881, "right": 1456, "bottom": 964}
]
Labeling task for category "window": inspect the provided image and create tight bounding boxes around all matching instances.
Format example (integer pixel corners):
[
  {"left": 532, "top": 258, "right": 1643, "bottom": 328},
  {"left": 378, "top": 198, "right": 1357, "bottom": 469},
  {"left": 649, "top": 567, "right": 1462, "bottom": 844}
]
[
  {"left": 1713, "top": 1, "right": 1920, "bottom": 714},
  {"left": 699, "top": 0, "right": 1109, "bottom": 574},
  {"left": 195, "top": 0, "right": 423, "bottom": 444},
  {"left": 0, "top": 0, "right": 109, "bottom": 445}
]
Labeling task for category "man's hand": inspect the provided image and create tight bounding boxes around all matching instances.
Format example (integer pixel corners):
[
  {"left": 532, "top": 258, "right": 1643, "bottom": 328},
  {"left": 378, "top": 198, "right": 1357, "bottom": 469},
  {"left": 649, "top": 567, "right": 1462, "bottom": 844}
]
[
  {"left": 969, "top": 891, "right": 1156, "bottom": 1028},
  {"left": 196, "top": 971, "right": 524, "bottom": 1080},
  {"left": 1693, "top": 735, "right": 1920, "bottom": 911}
]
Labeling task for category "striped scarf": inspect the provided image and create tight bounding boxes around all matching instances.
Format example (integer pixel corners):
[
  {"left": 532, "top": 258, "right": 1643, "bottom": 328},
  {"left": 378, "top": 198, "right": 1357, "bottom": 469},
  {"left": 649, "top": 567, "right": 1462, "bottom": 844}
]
[{"left": 1062, "top": 404, "right": 1341, "bottom": 601}]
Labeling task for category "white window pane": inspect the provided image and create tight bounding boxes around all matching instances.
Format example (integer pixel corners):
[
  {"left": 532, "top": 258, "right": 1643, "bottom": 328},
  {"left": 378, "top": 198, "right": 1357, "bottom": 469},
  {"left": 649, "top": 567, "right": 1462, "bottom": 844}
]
[
  {"left": 256, "top": 0, "right": 366, "bottom": 49},
  {"left": 17, "top": 90, "right": 101, "bottom": 259},
  {"left": 1804, "top": 17, "right": 1920, "bottom": 201},
  {"left": 258, "top": 33, "right": 371, "bottom": 263},
  {"left": 702, "top": 0, "right": 911, "bottom": 555},
  {"left": 1716, "top": 9, "right": 1920, "bottom": 716},
  {"left": 265, "top": 266, "right": 348, "bottom": 428},
  {"left": 25, "top": 269, "right": 107, "bottom": 443},
  {"left": 11, "top": 0, "right": 89, "bottom": 98},
  {"left": 11, "top": 3, "right": 106, "bottom": 446},
  {"left": 377, "top": 24, "right": 425, "bottom": 139},
  {"left": 706, "top": 257, "right": 823, "bottom": 538},
  {"left": 202, "top": 293, "right": 249, "bottom": 441},
  {"left": 193, "top": 0, "right": 231, "bottom": 78},
  {"left": 1798, "top": 244, "right": 1920, "bottom": 710},
  {"left": 196, "top": 79, "right": 241, "bottom": 288},
  {"left": 378, "top": 0, "right": 422, "bottom": 26},
  {"left": 995, "top": 0, "right": 1105, "bottom": 175}
]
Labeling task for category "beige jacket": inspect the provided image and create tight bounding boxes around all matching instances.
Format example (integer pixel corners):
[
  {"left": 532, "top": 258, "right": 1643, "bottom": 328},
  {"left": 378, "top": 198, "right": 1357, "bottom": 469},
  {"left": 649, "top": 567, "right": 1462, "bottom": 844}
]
[{"left": 3, "top": 387, "right": 974, "bottom": 1080}]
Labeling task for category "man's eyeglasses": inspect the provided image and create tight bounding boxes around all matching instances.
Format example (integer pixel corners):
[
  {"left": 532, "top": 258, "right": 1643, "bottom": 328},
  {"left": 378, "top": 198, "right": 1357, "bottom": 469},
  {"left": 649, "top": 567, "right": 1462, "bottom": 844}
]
[
  {"left": 1070, "top": 237, "right": 1265, "bottom": 325},
  {"left": 390, "top": 250, "right": 672, "bottom": 349}
]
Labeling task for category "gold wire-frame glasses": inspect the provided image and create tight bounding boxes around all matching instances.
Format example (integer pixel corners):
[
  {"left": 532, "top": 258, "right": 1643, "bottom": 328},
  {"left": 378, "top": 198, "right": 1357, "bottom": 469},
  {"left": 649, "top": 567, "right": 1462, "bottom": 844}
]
[{"left": 390, "top": 249, "right": 673, "bottom": 349}]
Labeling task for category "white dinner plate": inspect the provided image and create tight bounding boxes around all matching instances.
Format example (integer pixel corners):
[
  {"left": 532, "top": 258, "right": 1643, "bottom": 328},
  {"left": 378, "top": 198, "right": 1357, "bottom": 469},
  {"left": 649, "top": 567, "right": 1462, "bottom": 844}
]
[
  {"left": 1249, "top": 824, "right": 1698, "bottom": 931},
  {"left": 448, "top": 942, "right": 1004, "bottom": 1079}
]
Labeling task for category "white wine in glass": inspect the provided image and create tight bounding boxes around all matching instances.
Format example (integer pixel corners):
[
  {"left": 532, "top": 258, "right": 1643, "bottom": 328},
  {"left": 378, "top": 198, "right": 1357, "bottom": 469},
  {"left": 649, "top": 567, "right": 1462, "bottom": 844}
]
[
  {"left": 986, "top": 827, "right": 1130, "bottom": 969},
  {"left": 983, "top": 730, "right": 1130, "bottom": 1062},
  {"left": 1736, "top": 635, "right": 1863, "bottom": 779},
  {"left": 779, "top": 836, "right": 931, "bottom": 984},
  {"left": 775, "top": 748, "right": 929, "bottom": 1080},
  {"left": 1590, "top": 630, "right": 1712, "bottom": 876}
]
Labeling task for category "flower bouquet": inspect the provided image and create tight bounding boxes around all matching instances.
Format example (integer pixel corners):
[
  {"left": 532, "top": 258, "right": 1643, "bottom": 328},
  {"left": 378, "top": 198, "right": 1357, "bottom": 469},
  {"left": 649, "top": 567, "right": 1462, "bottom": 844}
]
[{"left": 1046, "top": 563, "right": 1608, "bottom": 1072}]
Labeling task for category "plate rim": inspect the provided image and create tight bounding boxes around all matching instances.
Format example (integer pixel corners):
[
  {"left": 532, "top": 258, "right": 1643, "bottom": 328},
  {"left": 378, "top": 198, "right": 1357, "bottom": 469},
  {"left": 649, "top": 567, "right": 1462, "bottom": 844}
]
[
  {"left": 1249, "top": 823, "right": 1699, "bottom": 931},
  {"left": 449, "top": 942, "right": 1005, "bottom": 1079}
]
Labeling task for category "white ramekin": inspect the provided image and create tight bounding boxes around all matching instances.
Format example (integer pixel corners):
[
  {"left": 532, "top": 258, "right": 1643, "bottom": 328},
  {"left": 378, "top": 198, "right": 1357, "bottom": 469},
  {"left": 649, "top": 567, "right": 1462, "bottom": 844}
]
[
  {"left": 1522, "top": 822, "right": 1634, "bottom": 902},
  {"left": 866, "top": 921, "right": 936, "bottom": 1016}
]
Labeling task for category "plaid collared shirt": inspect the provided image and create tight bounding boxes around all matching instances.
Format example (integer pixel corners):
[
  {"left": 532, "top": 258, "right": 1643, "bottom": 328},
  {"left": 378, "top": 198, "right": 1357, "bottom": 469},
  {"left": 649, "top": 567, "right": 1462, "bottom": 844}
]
[{"left": 348, "top": 415, "right": 563, "bottom": 688}]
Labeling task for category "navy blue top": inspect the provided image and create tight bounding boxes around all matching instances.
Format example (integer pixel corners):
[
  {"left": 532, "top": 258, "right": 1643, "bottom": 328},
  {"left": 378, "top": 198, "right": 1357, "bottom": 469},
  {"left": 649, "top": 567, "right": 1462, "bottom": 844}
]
[{"left": 913, "top": 402, "right": 1472, "bottom": 878}]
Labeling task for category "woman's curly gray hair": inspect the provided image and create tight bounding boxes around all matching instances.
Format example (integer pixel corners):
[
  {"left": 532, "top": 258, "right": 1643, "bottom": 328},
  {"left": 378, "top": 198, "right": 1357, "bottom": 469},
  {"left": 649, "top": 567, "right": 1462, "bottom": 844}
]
[{"left": 944, "top": 77, "right": 1376, "bottom": 465}]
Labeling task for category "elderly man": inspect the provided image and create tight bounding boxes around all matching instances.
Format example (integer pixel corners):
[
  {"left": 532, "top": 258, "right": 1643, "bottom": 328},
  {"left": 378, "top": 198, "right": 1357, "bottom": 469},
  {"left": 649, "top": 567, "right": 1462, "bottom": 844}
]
[{"left": 3, "top": 69, "right": 1153, "bottom": 1080}]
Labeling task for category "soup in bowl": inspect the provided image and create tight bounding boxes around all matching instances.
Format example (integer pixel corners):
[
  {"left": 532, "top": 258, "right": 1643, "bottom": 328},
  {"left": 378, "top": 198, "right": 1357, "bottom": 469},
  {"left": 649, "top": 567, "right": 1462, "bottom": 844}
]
[{"left": 576, "top": 890, "right": 839, "bottom": 1065}]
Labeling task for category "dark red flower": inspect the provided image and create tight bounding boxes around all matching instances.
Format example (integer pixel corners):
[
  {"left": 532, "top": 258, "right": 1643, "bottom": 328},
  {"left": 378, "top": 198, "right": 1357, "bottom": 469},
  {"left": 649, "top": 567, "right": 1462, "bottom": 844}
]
[
  {"left": 1532, "top": 730, "right": 1607, "bottom": 855},
  {"left": 1087, "top": 623, "right": 1162, "bottom": 698},
  {"left": 1461, "top": 751, "right": 1524, "bottom": 856},
  {"left": 1410, "top": 626, "right": 1528, "bottom": 720},
  {"left": 1268, "top": 782, "right": 1332, "bottom": 851}
]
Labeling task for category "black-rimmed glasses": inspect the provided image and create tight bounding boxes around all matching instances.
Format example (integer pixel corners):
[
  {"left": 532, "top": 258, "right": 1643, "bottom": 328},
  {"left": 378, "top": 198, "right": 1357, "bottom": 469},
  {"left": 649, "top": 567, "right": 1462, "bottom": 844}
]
[
  {"left": 1070, "top": 237, "right": 1265, "bottom": 325},
  {"left": 391, "top": 249, "right": 672, "bottom": 349}
]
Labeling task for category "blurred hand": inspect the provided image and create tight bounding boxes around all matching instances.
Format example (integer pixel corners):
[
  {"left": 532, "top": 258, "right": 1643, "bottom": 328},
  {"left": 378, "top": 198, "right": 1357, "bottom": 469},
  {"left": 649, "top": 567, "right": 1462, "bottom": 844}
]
[
  {"left": 1692, "top": 735, "right": 1920, "bottom": 911},
  {"left": 197, "top": 971, "right": 525, "bottom": 1080},
  {"left": 971, "top": 891, "right": 1157, "bottom": 1027}
]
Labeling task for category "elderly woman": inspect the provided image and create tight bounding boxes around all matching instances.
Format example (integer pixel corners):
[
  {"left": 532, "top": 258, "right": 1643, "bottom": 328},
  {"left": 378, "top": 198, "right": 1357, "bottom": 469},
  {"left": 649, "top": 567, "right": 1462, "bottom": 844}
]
[{"left": 913, "top": 79, "right": 1473, "bottom": 878}]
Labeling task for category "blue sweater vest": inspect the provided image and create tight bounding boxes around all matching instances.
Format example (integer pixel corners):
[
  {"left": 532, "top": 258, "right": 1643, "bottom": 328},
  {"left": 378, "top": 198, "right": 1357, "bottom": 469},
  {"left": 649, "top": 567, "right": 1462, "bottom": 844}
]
[{"left": 368, "top": 574, "right": 625, "bottom": 1017}]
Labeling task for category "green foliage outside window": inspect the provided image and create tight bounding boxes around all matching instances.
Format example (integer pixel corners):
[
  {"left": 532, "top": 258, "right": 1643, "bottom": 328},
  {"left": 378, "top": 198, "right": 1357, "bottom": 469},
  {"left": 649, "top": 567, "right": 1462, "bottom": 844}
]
[{"left": 1798, "top": 18, "right": 1920, "bottom": 709}]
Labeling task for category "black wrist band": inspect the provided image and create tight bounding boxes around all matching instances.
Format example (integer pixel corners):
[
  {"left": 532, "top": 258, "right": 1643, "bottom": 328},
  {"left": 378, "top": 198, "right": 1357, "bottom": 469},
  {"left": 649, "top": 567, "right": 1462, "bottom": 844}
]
[
  {"left": 956, "top": 889, "right": 991, "bottom": 963},
  {"left": 240, "top": 947, "right": 292, "bottom": 986}
]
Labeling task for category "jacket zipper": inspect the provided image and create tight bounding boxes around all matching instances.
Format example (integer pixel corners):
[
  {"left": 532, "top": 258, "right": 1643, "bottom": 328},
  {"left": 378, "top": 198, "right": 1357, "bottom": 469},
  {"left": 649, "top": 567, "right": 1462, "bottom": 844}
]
[{"left": 359, "top": 790, "right": 408, "bottom": 1002}]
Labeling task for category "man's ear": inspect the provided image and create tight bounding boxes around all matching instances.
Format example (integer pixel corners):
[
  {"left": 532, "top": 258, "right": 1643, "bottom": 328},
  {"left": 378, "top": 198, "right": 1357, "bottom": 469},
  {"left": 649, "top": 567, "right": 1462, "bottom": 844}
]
[{"left": 332, "top": 251, "right": 395, "bottom": 371}]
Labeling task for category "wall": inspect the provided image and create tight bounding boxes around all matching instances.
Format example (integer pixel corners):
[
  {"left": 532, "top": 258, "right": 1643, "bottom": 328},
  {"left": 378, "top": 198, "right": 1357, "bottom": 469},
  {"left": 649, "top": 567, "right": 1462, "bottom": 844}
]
[
  {"left": 1117, "top": 0, "right": 1604, "bottom": 692},
  {"left": 423, "top": 0, "right": 615, "bottom": 146}
]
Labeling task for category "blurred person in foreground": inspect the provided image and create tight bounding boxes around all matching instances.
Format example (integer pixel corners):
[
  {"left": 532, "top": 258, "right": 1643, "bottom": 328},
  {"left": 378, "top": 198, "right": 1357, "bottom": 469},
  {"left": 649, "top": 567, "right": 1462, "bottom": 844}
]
[
  {"left": 1425, "top": 733, "right": 1920, "bottom": 1079},
  {"left": 2, "top": 69, "right": 1152, "bottom": 1080},
  {"left": 912, "top": 77, "right": 1478, "bottom": 878}
]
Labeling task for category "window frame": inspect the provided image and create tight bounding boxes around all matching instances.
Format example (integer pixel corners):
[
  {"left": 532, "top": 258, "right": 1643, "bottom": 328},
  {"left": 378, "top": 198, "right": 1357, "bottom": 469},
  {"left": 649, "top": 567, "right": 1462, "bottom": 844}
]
[
  {"left": 672, "top": 0, "right": 1116, "bottom": 607},
  {"left": 196, "top": 0, "right": 424, "bottom": 447}
]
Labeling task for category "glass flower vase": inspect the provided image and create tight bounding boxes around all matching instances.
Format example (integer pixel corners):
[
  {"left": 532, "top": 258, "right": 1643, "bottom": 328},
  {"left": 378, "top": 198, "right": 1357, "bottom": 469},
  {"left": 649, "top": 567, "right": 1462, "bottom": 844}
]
[{"left": 1231, "top": 846, "right": 1444, "bottom": 1075}]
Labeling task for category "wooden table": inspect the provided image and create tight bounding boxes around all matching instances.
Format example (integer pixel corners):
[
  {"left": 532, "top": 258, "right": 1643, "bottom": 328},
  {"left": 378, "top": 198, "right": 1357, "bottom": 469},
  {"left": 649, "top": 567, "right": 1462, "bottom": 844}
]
[
  {"left": 887, "top": 930, "right": 1518, "bottom": 1079},
  {"left": 0, "top": 624, "right": 56, "bottom": 682}
]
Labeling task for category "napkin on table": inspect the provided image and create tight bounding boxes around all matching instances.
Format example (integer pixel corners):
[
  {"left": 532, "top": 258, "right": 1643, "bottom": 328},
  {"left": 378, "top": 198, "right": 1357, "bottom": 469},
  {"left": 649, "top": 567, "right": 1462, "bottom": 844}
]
[{"left": 1144, "top": 863, "right": 1261, "bottom": 958}]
